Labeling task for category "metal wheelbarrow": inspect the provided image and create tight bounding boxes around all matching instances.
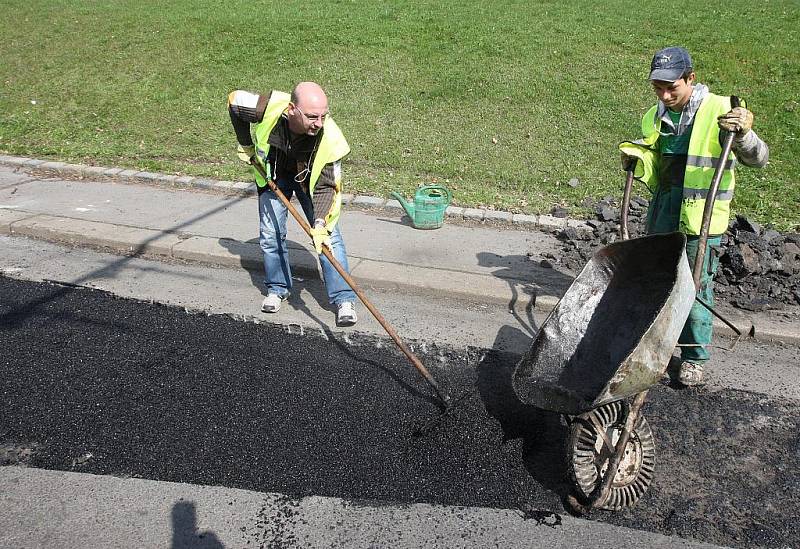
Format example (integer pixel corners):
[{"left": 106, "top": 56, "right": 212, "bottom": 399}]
[
  {"left": 513, "top": 124, "right": 746, "bottom": 511},
  {"left": 512, "top": 232, "right": 694, "bottom": 510}
]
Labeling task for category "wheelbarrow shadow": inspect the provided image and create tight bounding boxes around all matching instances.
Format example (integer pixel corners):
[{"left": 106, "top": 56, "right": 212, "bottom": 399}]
[
  {"left": 476, "top": 325, "right": 573, "bottom": 505},
  {"left": 476, "top": 251, "right": 573, "bottom": 338}
]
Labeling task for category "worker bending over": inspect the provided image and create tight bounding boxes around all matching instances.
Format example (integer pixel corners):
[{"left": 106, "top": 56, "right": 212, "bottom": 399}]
[{"left": 228, "top": 82, "right": 358, "bottom": 326}]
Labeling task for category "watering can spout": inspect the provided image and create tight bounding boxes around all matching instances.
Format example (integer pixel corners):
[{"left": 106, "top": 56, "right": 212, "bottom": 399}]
[{"left": 390, "top": 191, "right": 416, "bottom": 219}]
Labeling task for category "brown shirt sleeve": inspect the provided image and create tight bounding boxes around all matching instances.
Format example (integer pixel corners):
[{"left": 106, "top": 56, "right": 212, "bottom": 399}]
[
  {"left": 227, "top": 90, "right": 271, "bottom": 146},
  {"left": 312, "top": 161, "right": 339, "bottom": 223}
]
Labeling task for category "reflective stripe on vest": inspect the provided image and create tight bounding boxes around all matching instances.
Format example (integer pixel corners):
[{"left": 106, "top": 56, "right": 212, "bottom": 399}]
[
  {"left": 683, "top": 188, "right": 734, "bottom": 201},
  {"left": 686, "top": 155, "right": 737, "bottom": 170},
  {"left": 251, "top": 91, "right": 351, "bottom": 230},
  {"left": 640, "top": 93, "right": 736, "bottom": 235}
]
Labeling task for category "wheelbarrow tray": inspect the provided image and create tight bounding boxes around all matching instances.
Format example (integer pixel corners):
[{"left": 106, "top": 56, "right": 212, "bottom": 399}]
[{"left": 512, "top": 232, "right": 695, "bottom": 415}]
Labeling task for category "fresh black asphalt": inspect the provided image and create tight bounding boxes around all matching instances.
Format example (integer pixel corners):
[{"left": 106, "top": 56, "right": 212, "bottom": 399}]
[{"left": 2, "top": 275, "right": 799, "bottom": 548}]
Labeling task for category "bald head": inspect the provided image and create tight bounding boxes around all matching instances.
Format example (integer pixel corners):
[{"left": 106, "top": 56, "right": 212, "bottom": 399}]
[
  {"left": 291, "top": 82, "right": 327, "bottom": 110},
  {"left": 287, "top": 82, "right": 329, "bottom": 136}
]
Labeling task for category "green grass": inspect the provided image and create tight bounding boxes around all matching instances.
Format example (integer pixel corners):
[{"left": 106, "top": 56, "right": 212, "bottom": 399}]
[{"left": 1, "top": 0, "right": 798, "bottom": 228}]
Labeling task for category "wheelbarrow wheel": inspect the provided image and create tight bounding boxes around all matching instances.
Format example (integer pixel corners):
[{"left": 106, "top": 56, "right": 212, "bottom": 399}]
[{"left": 568, "top": 400, "right": 656, "bottom": 511}]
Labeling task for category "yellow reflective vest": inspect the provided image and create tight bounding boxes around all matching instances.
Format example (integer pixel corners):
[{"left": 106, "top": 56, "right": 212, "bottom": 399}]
[
  {"left": 252, "top": 91, "right": 351, "bottom": 231},
  {"left": 619, "top": 93, "right": 737, "bottom": 235}
]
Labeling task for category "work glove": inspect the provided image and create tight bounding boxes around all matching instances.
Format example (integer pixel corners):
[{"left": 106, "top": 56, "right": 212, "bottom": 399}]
[
  {"left": 717, "top": 107, "right": 753, "bottom": 135},
  {"left": 237, "top": 144, "right": 255, "bottom": 164},
  {"left": 309, "top": 222, "right": 332, "bottom": 254},
  {"left": 620, "top": 152, "right": 637, "bottom": 172}
]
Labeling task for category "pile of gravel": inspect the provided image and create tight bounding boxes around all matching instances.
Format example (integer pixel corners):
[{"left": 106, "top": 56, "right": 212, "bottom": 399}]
[{"left": 548, "top": 197, "right": 800, "bottom": 310}]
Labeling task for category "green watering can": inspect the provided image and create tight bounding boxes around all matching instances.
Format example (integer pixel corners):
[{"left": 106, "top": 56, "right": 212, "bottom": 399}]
[{"left": 390, "top": 184, "right": 452, "bottom": 230}]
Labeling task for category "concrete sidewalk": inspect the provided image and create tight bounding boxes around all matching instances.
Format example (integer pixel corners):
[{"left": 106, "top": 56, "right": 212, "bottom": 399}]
[
  {"left": 0, "top": 157, "right": 797, "bottom": 343},
  {"left": 0, "top": 467, "right": 722, "bottom": 549}
]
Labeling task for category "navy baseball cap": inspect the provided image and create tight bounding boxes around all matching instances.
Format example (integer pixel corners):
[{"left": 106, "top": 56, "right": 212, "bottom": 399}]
[{"left": 649, "top": 47, "right": 693, "bottom": 82}]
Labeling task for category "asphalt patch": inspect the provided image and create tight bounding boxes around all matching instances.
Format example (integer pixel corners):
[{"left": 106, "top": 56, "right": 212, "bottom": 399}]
[{"left": 1, "top": 275, "right": 799, "bottom": 548}]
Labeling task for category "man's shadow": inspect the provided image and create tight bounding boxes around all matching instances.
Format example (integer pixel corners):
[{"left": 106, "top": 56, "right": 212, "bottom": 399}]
[
  {"left": 218, "top": 236, "right": 332, "bottom": 316},
  {"left": 218, "top": 237, "right": 439, "bottom": 407},
  {"left": 475, "top": 251, "right": 573, "bottom": 339},
  {"left": 171, "top": 501, "right": 224, "bottom": 549}
]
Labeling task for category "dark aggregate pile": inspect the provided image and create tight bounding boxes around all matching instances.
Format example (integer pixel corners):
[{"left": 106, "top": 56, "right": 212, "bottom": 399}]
[
  {"left": 548, "top": 198, "right": 800, "bottom": 310},
  {"left": 2, "top": 275, "right": 800, "bottom": 548}
]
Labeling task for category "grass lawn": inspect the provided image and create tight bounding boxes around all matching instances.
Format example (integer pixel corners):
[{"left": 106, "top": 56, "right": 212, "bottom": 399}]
[{"left": 1, "top": 0, "right": 798, "bottom": 228}]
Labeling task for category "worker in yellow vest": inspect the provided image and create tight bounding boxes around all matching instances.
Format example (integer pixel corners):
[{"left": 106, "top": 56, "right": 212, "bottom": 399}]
[
  {"left": 620, "top": 47, "right": 769, "bottom": 386},
  {"left": 228, "top": 82, "right": 357, "bottom": 326}
]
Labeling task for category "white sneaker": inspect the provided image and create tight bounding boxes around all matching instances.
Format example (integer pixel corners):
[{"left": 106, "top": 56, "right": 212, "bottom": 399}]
[
  {"left": 336, "top": 301, "right": 357, "bottom": 326},
  {"left": 261, "top": 293, "right": 284, "bottom": 313}
]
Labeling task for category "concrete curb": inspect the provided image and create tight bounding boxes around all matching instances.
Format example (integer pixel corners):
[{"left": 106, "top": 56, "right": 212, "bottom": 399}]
[
  {"left": 0, "top": 207, "right": 559, "bottom": 312},
  {"left": 0, "top": 154, "right": 592, "bottom": 235},
  {"left": 2, "top": 207, "right": 797, "bottom": 345},
  {"left": 1, "top": 155, "right": 797, "bottom": 345}
]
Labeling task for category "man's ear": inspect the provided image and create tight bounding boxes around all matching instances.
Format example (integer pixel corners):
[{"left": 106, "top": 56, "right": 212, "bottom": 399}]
[{"left": 686, "top": 71, "right": 696, "bottom": 85}]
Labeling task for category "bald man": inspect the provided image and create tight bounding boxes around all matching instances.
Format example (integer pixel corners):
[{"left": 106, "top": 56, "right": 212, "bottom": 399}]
[{"left": 228, "top": 82, "right": 358, "bottom": 325}]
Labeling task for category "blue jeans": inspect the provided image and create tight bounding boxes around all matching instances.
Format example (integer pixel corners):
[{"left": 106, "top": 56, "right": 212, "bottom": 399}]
[{"left": 258, "top": 178, "right": 356, "bottom": 306}]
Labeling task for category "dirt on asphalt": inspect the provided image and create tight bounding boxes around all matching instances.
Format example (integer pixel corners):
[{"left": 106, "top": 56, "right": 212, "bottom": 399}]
[{"left": 1, "top": 275, "right": 799, "bottom": 548}]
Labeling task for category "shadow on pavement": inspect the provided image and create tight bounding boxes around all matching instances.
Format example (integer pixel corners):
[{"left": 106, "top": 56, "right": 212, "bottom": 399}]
[
  {"left": 476, "top": 251, "right": 573, "bottom": 338},
  {"left": 325, "top": 327, "right": 445, "bottom": 409},
  {"left": 0, "top": 177, "right": 42, "bottom": 192},
  {"left": 373, "top": 214, "right": 415, "bottom": 227},
  {"left": 218, "top": 237, "right": 438, "bottom": 406},
  {"left": 218, "top": 236, "right": 330, "bottom": 310},
  {"left": 171, "top": 501, "right": 224, "bottom": 549},
  {"left": 0, "top": 193, "right": 252, "bottom": 327}
]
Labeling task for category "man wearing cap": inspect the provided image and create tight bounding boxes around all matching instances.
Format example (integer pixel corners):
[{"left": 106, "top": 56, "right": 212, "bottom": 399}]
[
  {"left": 228, "top": 82, "right": 358, "bottom": 326},
  {"left": 620, "top": 47, "right": 768, "bottom": 386}
]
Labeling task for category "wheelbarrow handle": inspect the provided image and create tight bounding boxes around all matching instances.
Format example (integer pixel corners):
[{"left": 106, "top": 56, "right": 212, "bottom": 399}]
[
  {"left": 620, "top": 170, "right": 634, "bottom": 241},
  {"left": 566, "top": 391, "right": 650, "bottom": 514},
  {"left": 692, "top": 95, "right": 740, "bottom": 291},
  {"left": 591, "top": 391, "right": 648, "bottom": 507}
]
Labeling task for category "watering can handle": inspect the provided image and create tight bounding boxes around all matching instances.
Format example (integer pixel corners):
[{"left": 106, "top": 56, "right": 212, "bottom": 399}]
[{"left": 423, "top": 184, "right": 452, "bottom": 204}]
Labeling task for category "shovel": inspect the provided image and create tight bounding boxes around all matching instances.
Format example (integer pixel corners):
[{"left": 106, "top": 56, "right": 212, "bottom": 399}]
[{"left": 249, "top": 159, "right": 451, "bottom": 408}]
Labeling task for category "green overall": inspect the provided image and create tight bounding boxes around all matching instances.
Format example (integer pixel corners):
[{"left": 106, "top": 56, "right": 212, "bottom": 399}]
[{"left": 620, "top": 93, "right": 736, "bottom": 364}]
